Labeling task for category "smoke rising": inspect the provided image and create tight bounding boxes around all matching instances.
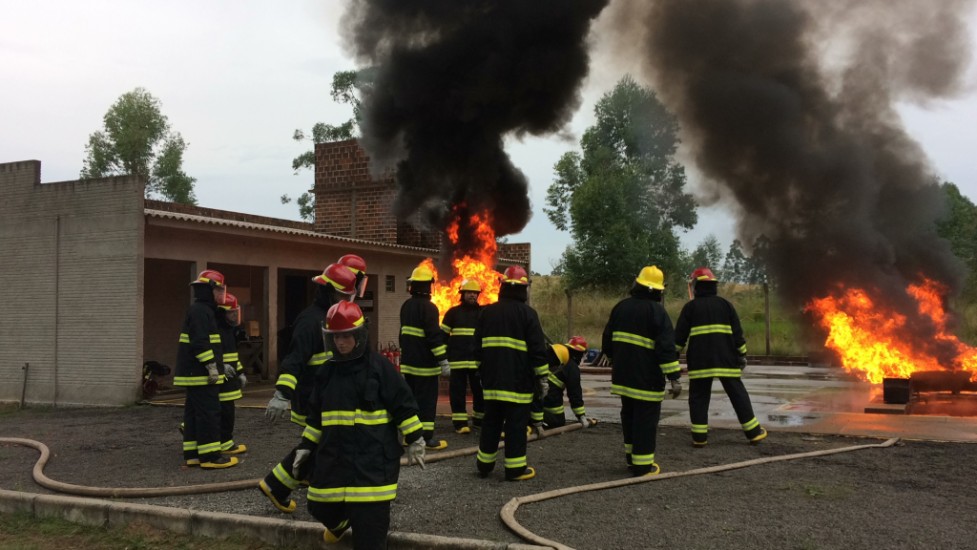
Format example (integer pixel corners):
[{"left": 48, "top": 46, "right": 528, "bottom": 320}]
[
  {"left": 604, "top": 0, "right": 974, "bottom": 349},
  {"left": 340, "top": 0, "right": 608, "bottom": 254}
]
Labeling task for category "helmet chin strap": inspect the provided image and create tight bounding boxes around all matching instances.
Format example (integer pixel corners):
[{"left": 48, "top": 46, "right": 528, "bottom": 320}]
[{"left": 687, "top": 281, "right": 695, "bottom": 300}]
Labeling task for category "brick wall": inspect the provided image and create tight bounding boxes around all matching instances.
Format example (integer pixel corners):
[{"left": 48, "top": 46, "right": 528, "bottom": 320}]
[
  {"left": 0, "top": 161, "right": 145, "bottom": 406},
  {"left": 499, "top": 242, "right": 531, "bottom": 272}
]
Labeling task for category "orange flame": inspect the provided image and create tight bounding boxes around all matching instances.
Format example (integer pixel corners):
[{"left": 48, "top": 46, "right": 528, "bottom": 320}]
[
  {"left": 806, "top": 277, "right": 977, "bottom": 384},
  {"left": 421, "top": 210, "right": 503, "bottom": 322}
]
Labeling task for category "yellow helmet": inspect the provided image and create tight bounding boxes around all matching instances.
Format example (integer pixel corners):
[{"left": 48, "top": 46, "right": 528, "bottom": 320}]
[
  {"left": 551, "top": 344, "right": 569, "bottom": 366},
  {"left": 459, "top": 279, "right": 481, "bottom": 293},
  {"left": 408, "top": 264, "right": 434, "bottom": 282},
  {"left": 635, "top": 265, "right": 665, "bottom": 290}
]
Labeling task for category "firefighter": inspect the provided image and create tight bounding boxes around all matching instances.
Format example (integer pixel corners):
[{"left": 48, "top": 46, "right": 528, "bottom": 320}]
[
  {"left": 216, "top": 292, "right": 247, "bottom": 455},
  {"left": 259, "top": 262, "right": 358, "bottom": 513},
  {"left": 399, "top": 263, "right": 449, "bottom": 450},
  {"left": 542, "top": 338, "right": 590, "bottom": 429},
  {"left": 175, "top": 269, "right": 237, "bottom": 469},
  {"left": 291, "top": 300, "right": 426, "bottom": 548},
  {"left": 338, "top": 253, "right": 368, "bottom": 299},
  {"left": 440, "top": 279, "right": 485, "bottom": 434},
  {"left": 474, "top": 265, "right": 550, "bottom": 481},
  {"left": 602, "top": 265, "right": 682, "bottom": 477},
  {"left": 674, "top": 267, "right": 767, "bottom": 446}
]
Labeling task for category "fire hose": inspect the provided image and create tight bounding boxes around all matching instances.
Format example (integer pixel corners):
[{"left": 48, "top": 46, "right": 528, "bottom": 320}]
[
  {"left": 499, "top": 436, "right": 901, "bottom": 550},
  {"left": 0, "top": 421, "right": 589, "bottom": 499}
]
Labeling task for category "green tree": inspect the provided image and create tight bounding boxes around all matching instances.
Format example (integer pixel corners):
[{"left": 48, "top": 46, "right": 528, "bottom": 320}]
[
  {"left": 723, "top": 237, "right": 769, "bottom": 285},
  {"left": 283, "top": 69, "right": 375, "bottom": 220},
  {"left": 80, "top": 88, "right": 196, "bottom": 203},
  {"left": 936, "top": 181, "right": 977, "bottom": 297},
  {"left": 681, "top": 235, "right": 724, "bottom": 281},
  {"left": 545, "top": 76, "right": 697, "bottom": 290}
]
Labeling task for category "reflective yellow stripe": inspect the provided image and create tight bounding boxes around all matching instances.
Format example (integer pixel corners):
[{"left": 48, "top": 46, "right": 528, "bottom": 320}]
[
  {"left": 399, "top": 415, "right": 422, "bottom": 435},
  {"left": 533, "top": 364, "right": 549, "bottom": 377},
  {"left": 742, "top": 417, "right": 760, "bottom": 431},
  {"left": 477, "top": 449, "right": 497, "bottom": 464},
  {"left": 544, "top": 405, "right": 564, "bottom": 414},
  {"left": 440, "top": 323, "right": 452, "bottom": 332},
  {"left": 303, "top": 425, "right": 322, "bottom": 444},
  {"left": 195, "top": 349, "right": 215, "bottom": 362},
  {"left": 689, "top": 324, "right": 733, "bottom": 336},
  {"left": 209, "top": 333, "right": 221, "bottom": 343},
  {"left": 482, "top": 336, "right": 527, "bottom": 352},
  {"left": 290, "top": 411, "right": 307, "bottom": 427},
  {"left": 178, "top": 333, "right": 190, "bottom": 343},
  {"left": 197, "top": 441, "right": 221, "bottom": 455},
  {"left": 661, "top": 361, "right": 681, "bottom": 374},
  {"left": 277, "top": 374, "right": 297, "bottom": 390},
  {"left": 307, "top": 484, "right": 398, "bottom": 503},
  {"left": 688, "top": 368, "right": 742, "bottom": 379},
  {"left": 401, "top": 326, "right": 425, "bottom": 337},
  {"left": 173, "top": 375, "right": 211, "bottom": 387},
  {"left": 272, "top": 463, "right": 301, "bottom": 490},
  {"left": 320, "top": 409, "right": 391, "bottom": 427},
  {"left": 692, "top": 424, "right": 709, "bottom": 434},
  {"left": 308, "top": 351, "right": 331, "bottom": 366},
  {"left": 400, "top": 365, "right": 441, "bottom": 376},
  {"left": 611, "top": 331, "right": 655, "bottom": 349},
  {"left": 224, "top": 352, "right": 239, "bottom": 361},
  {"left": 632, "top": 452, "right": 655, "bottom": 466},
  {"left": 548, "top": 374, "right": 565, "bottom": 388},
  {"left": 432, "top": 344, "right": 447, "bottom": 356},
  {"left": 610, "top": 384, "right": 665, "bottom": 402},
  {"left": 571, "top": 406, "right": 585, "bottom": 416},
  {"left": 450, "top": 328, "right": 476, "bottom": 336},
  {"left": 504, "top": 456, "right": 527, "bottom": 469},
  {"left": 738, "top": 344, "right": 748, "bottom": 354},
  {"left": 483, "top": 389, "right": 533, "bottom": 404},
  {"left": 448, "top": 360, "right": 478, "bottom": 369},
  {"left": 451, "top": 412, "right": 469, "bottom": 421},
  {"left": 219, "top": 389, "right": 242, "bottom": 401}
]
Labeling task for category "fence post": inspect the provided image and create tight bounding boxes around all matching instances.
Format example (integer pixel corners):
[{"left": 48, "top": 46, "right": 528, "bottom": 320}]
[{"left": 764, "top": 282, "right": 771, "bottom": 356}]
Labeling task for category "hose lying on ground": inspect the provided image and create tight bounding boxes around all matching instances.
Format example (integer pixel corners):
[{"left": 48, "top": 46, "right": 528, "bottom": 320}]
[
  {"left": 499, "top": 436, "right": 901, "bottom": 550},
  {"left": 0, "top": 421, "right": 588, "bottom": 499}
]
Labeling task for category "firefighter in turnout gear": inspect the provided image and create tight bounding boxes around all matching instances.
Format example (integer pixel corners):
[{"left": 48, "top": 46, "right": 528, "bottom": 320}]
[
  {"left": 399, "top": 263, "right": 449, "bottom": 450},
  {"left": 674, "top": 267, "right": 767, "bottom": 446},
  {"left": 216, "top": 292, "right": 247, "bottom": 455},
  {"left": 474, "top": 265, "right": 550, "bottom": 481},
  {"left": 602, "top": 266, "right": 681, "bottom": 477},
  {"left": 441, "top": 279, "right": 485, "bottom": 434},
  {"left": 175, "top": 269, "right": 237, "bottom": 469},
  {"left": 259, "top": 262, "right": 358, "bottom": 514},
  {"left": 294, "top": 301, "right": 425, "bottom": 548},
  {"left": 542, "top": 338, "right": 589, "bottom": 429}
]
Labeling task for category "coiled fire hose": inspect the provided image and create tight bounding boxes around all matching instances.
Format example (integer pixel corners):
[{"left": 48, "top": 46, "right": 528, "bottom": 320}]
[
  {"left": 0, "top": 421, "right": 589, "bottom": 499},
  {"left": 499, "top": 436, "right": 901, "bottom": 550}
]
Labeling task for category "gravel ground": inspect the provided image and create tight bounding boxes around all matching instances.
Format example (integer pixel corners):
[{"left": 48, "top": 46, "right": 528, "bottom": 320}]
[{"left": 2, "top": 404, "right": 977, "bottom": 549}]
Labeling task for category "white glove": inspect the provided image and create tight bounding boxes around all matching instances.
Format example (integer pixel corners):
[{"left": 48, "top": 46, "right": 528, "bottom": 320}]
[
  {"left": 439, "top": 359, "right": 450, "bottom": 377},
  {"left": 535, "top": 377, "right": 549, "bottom": 399},
  {"left": 669, "top": 379, "right": 683, "bottom": 399},
  {"left": 265, "top": 390, "right": 291, "bottom": 421},
  {"left": 578, "top": 415, "right": 590, "bottom": 429},
  {"left": 238, "top": 372, "right": 248, "bottom": 390},
  {"left": 532, "top": 422, "right": 545, "bottom": 438},
  {"left": 406, "top": 437, "right": 426, "bottom": 469},
  {"left": 205, "top": 363, "right": 219, "bottom": 384},
  {"left": 292, "top": 449, "right": 311, "bottom": 478},
  {"left": 223, "top": 363, "right": 237, "bottom": 378}
]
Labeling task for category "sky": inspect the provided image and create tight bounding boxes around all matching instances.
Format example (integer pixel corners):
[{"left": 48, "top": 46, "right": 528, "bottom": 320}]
[{"left": 3, "top": 1, "right": 977, "bottom": 275}]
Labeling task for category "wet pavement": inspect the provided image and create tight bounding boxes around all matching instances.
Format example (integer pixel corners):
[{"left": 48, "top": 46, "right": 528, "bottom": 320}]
[{"left": 153, "top": 362, "right": 977, "bottom": 443}]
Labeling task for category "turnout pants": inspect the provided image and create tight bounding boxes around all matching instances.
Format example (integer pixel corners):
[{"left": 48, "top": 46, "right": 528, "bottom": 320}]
[
  {"left": 619, "top": 396, "right": 661, "bottom": 476},
  {"left": 449, "top": 369, "right": 484, "bottom": 429},
  {"left": 261, "top": 441, "right": 316, "bottom": 502},
  {"left": 476, "top": 400, "right": 531, "bottom": 479},
  {"left": 182, "top": 385, "right": 222, "bottom": 463},
  {"left": 309, "top": 500, "right": 390, "bottom": 550},
  {"left": 689, "top": 376, "right": 764, "bottom": 443},
  {"left": 405, "top": 373, "right": 439, "bottom": 442}
]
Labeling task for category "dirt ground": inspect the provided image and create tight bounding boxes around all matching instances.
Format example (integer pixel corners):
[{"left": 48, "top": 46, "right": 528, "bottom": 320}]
[{"left": 2, "top": 403, "right": 976, "bottom": 550}]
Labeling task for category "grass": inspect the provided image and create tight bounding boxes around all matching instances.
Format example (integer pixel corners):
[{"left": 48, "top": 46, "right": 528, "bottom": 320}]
[
  {"left": 532, "top": 275, "right": 813, "bottom": 356},
  {"left": 0, "top": 512, "right": 275, "bottom": 550}
]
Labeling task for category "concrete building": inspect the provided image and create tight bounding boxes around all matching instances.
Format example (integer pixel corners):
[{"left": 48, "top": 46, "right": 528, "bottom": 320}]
[{"left": 0, "top": 140, "right": 529, "bottom": 406}]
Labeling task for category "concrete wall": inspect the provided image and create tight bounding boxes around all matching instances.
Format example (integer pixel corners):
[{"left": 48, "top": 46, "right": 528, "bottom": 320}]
[{"left": 0, "top": 161, "right": 144, "bottom": 406}]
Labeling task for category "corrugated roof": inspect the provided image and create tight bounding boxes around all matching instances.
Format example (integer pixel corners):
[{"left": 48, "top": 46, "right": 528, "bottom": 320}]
[{"left": 145, "top": 208, "right": 439, "bottom": 254}]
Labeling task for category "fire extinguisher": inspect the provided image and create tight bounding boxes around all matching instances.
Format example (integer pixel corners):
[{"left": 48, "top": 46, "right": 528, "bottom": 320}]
[{"left": 390, "top": 341, "right": 401, "bottom": 371}]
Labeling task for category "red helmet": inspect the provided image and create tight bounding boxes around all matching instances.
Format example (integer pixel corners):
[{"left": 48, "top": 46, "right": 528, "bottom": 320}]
[
  {"left": 689, "top": 267, "right": 718, "bottom": 283},
  {"left": 502, "top": 265, "right": 529, "bottom": 285},
  {"left": 313, "top": 263, "right": 357, "bottom": 296},
  {"left": 323, "top": 301, "right": 368, "bottom": 361},
  {"left": 218, "top": 292, "right": 239, "bottom": 310},
  {"left": 324, "top": 301, "right": 365, "bottom": 333},
  {"left": 566, "top": 336, "right": 588, "bottom": 352},
  {"left": 190, "top": 269, "right": 225, "bottom": 287},
  {"left": 338, "top": 254, "right": 367, "bottom": 275}
]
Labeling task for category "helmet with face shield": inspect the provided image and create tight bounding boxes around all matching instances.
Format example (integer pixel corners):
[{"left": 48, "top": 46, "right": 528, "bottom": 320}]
[
  {"left": 338, "top": 254, "right": 369, "bottom": 299},
  {"left": 218, "top": 292, "right": 242, "bottom": 327},
  {"left": 322, "top": 301, "right": 369, "bottom": 361}
]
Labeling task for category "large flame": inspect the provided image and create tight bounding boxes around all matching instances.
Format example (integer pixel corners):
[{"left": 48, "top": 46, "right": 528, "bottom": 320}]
[
  {"left": 421, "top": 209, "right": 502, "bottom": 321},
  {"left": 807, "top": 277, "right": 977, "bottom": 384}
]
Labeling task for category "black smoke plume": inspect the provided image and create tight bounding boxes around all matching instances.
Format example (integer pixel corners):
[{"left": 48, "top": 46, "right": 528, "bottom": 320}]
[
  {"left": 607, "top": 0, "right": 974, "bottom": 357},
  {"left": 340, "top": 0, "right": 608, "bottom": 261}
]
